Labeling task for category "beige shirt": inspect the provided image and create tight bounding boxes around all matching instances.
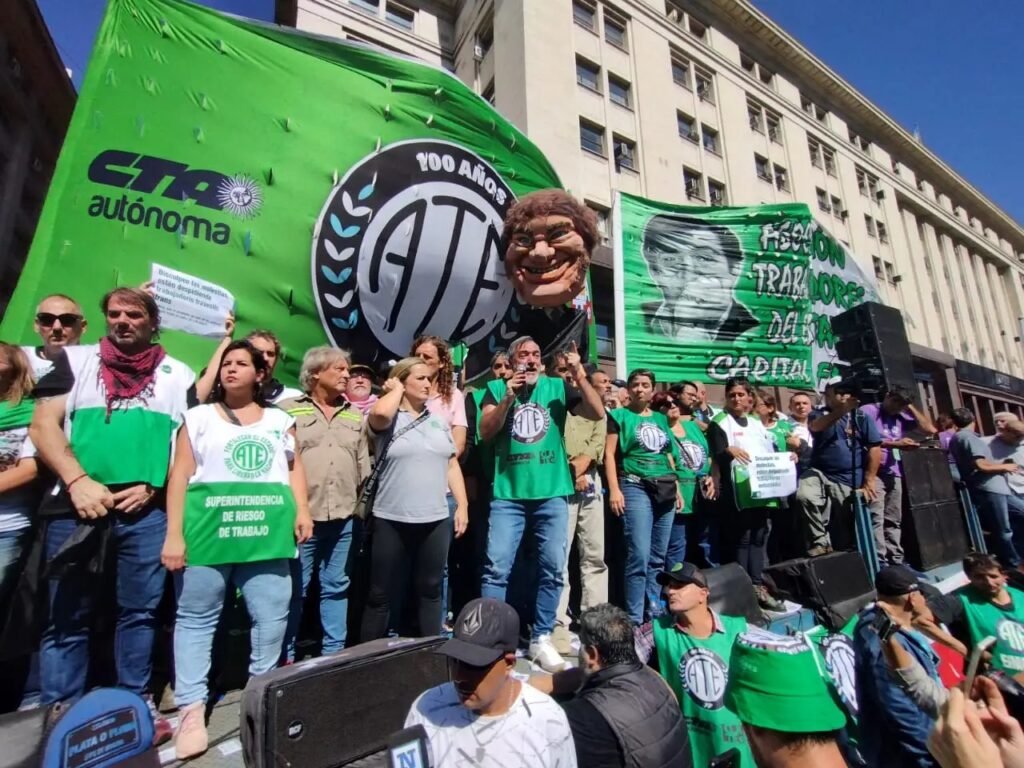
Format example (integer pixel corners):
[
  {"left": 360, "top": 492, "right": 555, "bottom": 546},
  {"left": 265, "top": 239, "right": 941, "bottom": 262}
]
[
  {"left": 278, "top": 395, "right": 370, "bottom": 521},
  {"left": 565, "top": 411, "right": 606, "bottom": 469}
]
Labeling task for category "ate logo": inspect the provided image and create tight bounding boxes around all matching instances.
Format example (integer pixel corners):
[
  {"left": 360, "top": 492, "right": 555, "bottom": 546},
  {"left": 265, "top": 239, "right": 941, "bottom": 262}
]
[
  {"left": 312, "top": 140, "right": 516, "bottom": 370},
  {"left": 999, "top": 619, "right": 1024, "bottom": 653},
  {"left": 677, "top": 440, "right": 707, "bottom": 471},
  {"left": 680, "top": 647, "right": 728, "bottom": 710},
  {"left": 822, "top": 635, "right": 858, "bottom": 715},
  {"left": 511, "top": 403, "right": 550, "bottom": 445},
  {"left": 635, "top": 421, "right": 668, "bottom": 453},
  {"left": 224, "top": 435, "right": 274, "bottom": 480}
]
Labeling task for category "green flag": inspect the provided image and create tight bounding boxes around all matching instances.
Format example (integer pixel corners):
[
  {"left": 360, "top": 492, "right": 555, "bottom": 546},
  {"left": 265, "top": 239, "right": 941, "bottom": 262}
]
[
  {"left": 613, "top": 192, "right": 879, "bottom": 389},
  {"left": 1, "top": 0, "right": 566, "bottom": 382}
]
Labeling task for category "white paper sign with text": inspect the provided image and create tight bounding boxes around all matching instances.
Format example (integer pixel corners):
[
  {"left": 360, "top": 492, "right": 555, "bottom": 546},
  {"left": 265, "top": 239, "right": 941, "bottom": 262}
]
[
  {"left": 151, "top": 263, "right": 234, "bottom": 338},
  {"left": 748, "top": 452, "right": 797, "bottom": 500}
]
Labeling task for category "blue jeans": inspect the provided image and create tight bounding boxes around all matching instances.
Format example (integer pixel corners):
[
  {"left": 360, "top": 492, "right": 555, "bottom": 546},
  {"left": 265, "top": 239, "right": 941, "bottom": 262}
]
[
  {"left": 481, "top": 497, "right": 568, "bottom": 640},
  {"left": 971, "top": 489, "right": 1024, "bottom": 568},
  {"left": 440, "top": 494, "right": 457, "bottom": 626},
  {"left": 284, "top": 518, "right": 354, "bottom": 660},
  {"left": 665, "top": 514, "right": 687, "bottom": 576},
  {"left": 621, "top": 482, "right": 674, "bottom": 624},
  {"left": 0, "top": 526, "right": 32, "bottom": 616},
  {"left": 41, "top": 509, "right": 167, "bottom": 704},
  {"left": 174, "top": 559, "right": 290, "bottom": 707}
]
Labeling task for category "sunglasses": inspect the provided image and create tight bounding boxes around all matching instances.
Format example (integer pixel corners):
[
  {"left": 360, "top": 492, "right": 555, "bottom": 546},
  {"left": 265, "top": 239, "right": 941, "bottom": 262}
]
[{"left": 36, "top": 312, "right": 82, "bottom": 327}]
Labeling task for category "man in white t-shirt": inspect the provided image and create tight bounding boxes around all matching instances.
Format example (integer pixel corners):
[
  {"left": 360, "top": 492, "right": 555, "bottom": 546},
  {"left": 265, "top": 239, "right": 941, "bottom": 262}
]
[{"left": 405, "top": 598, "right": 577, "bottom": 767}]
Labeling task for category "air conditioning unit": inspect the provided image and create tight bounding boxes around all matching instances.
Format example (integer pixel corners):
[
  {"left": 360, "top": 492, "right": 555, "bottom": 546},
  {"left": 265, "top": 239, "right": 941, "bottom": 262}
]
[
  {"left": 875, "top": 189, "right": 886, "bottom": 201},
  {"left": 686, "top": 181, "right": 699, "bottom": 196},
  {"left": 473, "top": 43, "right": 484, "bottom": 60},
  {"left": 840, "top": 210, "right": 849, "bottom": 220},
  {"left": 893, "top": 275, "right": 904, "bottom": 284}
]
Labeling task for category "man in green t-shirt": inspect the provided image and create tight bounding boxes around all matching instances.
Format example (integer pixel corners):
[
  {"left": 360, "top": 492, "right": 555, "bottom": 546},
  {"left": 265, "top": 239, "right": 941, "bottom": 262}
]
[
  {"left": 479, "top": 336, "right": 603, "bottom": 672},
  {"left": 634, "top": 562, "right": 755, "bottom": 767},
  {"left": 953, "top": 552, "right": 1024, "bottom": 678}
]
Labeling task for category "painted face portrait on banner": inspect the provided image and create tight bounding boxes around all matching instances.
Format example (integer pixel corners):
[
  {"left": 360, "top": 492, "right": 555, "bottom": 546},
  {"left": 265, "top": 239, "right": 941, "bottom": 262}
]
[{"left": 640, "top": 215, "right": 757, "bottom": 344}]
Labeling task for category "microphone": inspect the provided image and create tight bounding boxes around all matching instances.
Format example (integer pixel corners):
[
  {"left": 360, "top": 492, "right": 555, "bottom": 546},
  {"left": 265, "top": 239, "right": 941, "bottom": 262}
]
[{"left": 387, "top": 724, "right": 431, "bottom": 768}]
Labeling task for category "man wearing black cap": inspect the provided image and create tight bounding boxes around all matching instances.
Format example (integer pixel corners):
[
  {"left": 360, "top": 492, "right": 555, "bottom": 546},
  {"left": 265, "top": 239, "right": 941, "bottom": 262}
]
[
  {"left": 853, "top": 566, "right": 941, "bottom": 768},
  {"left": 405, "top": 598, "right": 577, "bottom": 767},
  {"left": 634, "top": 562, "right": 754, "bottom": 767}
]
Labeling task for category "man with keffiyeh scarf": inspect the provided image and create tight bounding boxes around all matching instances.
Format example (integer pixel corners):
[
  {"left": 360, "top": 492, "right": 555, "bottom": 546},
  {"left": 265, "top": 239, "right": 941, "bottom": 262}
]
[{"left": 29, "top": 287, "right": 196, "bottom": 739}]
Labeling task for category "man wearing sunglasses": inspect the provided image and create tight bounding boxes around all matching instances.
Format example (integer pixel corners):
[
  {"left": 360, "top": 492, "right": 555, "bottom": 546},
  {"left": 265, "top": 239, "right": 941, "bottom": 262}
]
[{"left": 22, "top": 294, "right": 87, "bottom": 380}]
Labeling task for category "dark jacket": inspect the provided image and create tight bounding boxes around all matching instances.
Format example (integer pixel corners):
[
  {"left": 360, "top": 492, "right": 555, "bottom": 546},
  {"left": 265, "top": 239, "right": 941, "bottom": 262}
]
[{"left": 565, "top": 661, "right": 692, "bottom": 768}]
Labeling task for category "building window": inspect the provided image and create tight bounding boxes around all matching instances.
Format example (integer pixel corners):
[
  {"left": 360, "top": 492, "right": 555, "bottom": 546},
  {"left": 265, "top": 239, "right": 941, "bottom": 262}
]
[
  {"left": 823, "top": 146, "right": 836, "bottom": 176},
  {"left": 873, "top": 256, "right": 884, "bottom": 280},
  {"left": 755, "top": 154, "right": 770, "bottom": 182},
  {"left": 878, "top": 222, "right": 888, "bottom": 243},
  {"left": 766, "top": 111, "right": 782, "bottom": 143},
  {"left": 695, "top": 68, "right": 714, "bottom": 103},
  {"left": 740, "top": 51, "right": 756, "bottom": 74},
  {"left": 477, "top": 23, "right": 493, "bottom": 56},
  {"left": 678, "top": 111, "right": 698, "bottom": 142},
  {"left": 684, "top": 167, "right": 704, "bottom": 200},
  {"left": 351, "top": 0, "right": 379, "bottom": 14},
  {"left": 613, "top": 136, "right": 636, "bottom": 171},
  {"left": 708, "top": 179, "right": 726, "bottom": 206},
  {"left": 801, "top": 93, "right": 828, "bottom": 123},
  {"left": 747, "top": 99, "right": 764, "bottom": 133},
  {"left": 385, "top": 2, "right": 414, "bottom": 29},
  {"left": 856, "top": 166, "right": 878, "bottom": 197},
  {"left": 849, "top": 129, "right": 870, "bottom": 153},
  {"left": 701, "top": 124, "right": 720, "bottom": 154},
  {"left": 573, "top": 0, "right": 596, "bottom": 32},
  {"left": 481, "top": 80, "right": 495, "bottom": 106},
  {"left": 670, "top": 48, "right": 690, "bottom": 88},
  {"left": 576, "top": 57, "right": 601, "bottom": 92},
  {"left": 808, "top": 137, "right": 822, "bottom": 168},
  {"left": 608, "top": 74, "right": 632, "bottom": 108},
  {"left": 588, "top": 203, "right": 610, "bottom": 244},
  {"left": 831, "top": 195, "right": 843, "bottom": 216},
  {"left": 773, "top": 163, "right": 789, "bottom": 191},
  {"left": 604, "top": 11, "right": 628, "bottom": 49},
  {"left": 580, "top": 119, "right": 605, "bottom": 156},
  {"left": 759, "top": 67, "right": 774, "bottom": 86},
  {"left": 865, "top": 215, "right": 876, "bottom": 237},
  {"left": 884, "top": 261, "right": 896, "bottom": 285},
  {"left": 816, "top": 188, "right": 830, "bottom": 213},
  {"left": 688, "top": 15, "right": 708, "bottom": 41}
]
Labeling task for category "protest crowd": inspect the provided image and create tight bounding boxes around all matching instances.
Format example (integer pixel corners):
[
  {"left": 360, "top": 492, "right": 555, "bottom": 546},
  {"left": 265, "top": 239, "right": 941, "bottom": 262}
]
[{"left": 3, "top": 190, "right": 1024, "bottom": 768}]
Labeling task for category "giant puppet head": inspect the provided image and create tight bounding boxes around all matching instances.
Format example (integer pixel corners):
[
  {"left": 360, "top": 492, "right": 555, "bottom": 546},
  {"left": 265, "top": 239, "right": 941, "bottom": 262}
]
[{"left": 501, "top": 190, "right": 597, "bottom": 308}]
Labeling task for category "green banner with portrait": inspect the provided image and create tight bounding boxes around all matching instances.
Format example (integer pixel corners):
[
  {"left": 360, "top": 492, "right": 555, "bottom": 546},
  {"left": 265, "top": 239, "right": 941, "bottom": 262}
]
[{"left": 613, "top": 192, "right": 879, "bottom": 389}]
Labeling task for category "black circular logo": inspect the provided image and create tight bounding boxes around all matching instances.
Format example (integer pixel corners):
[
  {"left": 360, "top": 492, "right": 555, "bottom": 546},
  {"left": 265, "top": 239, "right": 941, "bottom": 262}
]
[{"left": 312, "top": 140, "right": 520, "bottom": 371}]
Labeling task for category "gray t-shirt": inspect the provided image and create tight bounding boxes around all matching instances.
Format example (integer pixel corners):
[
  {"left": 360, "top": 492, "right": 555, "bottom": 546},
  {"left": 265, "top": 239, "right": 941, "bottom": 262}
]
[
  {"left": 950, "top": 428, "right": 1010, "bottom": 494},
  {"left": 989, "top": 436, "right": 1024, "bottom": 496},
  {"left": 370, "top": 409, "right": 454, "bottom": 524}
]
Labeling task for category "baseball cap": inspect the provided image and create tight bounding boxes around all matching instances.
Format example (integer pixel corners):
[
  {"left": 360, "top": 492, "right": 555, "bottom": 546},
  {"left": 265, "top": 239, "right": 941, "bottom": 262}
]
[
  {"left": 656, "top": 561, "right": 708, "bottom": 589},
  {"left": 612, "top": 378, "right": 627, "bottom": 388},
  {"left": 725, "top": 629, "right": 846, "bottom": 733},
  {"left": 436, "top": 598, "right": 519, "bottom": 667},
  {"left": 875, "top": 565, "right": 920, "bottom": 597},
  {"left": 349, "top": 363, "right": 375, "bottom": 379}
]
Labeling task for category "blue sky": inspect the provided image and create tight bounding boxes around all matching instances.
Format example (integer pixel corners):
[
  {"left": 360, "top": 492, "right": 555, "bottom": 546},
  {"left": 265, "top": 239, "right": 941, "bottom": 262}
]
[
  {"left": 40, "top": 0, "right": 1023, "bottom": 226},
  {"left": 752, "top": 0, "right": 1023, "bottom": 226}
]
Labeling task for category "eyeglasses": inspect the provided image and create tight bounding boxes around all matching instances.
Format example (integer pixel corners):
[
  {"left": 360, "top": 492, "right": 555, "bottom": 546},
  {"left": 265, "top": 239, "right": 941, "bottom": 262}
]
[{"left": 36, "top": 312, "right": 82, "bottom": 327}]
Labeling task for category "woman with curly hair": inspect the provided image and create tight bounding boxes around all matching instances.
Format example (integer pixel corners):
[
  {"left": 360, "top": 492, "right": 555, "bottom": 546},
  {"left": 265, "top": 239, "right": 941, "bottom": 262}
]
[{"left": 411, "top": 335, "right": 467, "bottom": 627}]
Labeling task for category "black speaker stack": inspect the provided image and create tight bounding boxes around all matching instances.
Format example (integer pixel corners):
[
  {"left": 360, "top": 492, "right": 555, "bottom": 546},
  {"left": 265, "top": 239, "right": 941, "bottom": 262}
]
[{"left": 830, "top": 301, "right": 917, "bottom": 404}]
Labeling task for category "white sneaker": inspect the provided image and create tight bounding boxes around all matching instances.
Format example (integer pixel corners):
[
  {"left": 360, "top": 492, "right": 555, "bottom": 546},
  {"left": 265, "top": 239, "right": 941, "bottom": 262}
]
[{"left": 529, "top": 634, "right": 569, "bottom": 673}]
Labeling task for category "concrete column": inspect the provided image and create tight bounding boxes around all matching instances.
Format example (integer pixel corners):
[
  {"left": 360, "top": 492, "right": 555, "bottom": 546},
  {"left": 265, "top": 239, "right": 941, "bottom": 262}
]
[{"left": 897, "top": 208, "right": 939, "bottom": 349}]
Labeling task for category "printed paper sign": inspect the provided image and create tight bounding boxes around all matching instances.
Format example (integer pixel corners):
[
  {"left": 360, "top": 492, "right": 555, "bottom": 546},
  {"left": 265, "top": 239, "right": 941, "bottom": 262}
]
[
  {"left": 748, "top": 452, "right": 797, "bottom": 500},
  {"left": 150, "top": 263, "right": 234, "bottom": 338}
]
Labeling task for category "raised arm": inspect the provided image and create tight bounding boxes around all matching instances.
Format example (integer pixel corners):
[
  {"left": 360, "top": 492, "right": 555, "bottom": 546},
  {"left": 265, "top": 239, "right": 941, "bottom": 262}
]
[
  {"left": 368, "top": 377, "right": 404, "bottom": 433},
  {"left": 194, "top": 313, "right": 235, "bottom": 403},
  {"left": 565, "top": 343, "right": 603, "bottom": 422}
]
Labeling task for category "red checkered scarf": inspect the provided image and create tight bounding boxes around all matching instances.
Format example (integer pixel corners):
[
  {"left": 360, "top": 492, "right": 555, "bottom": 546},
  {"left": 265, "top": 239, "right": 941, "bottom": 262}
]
[{"left": 98, "top": 336, "right": 166, "bottom": 419}]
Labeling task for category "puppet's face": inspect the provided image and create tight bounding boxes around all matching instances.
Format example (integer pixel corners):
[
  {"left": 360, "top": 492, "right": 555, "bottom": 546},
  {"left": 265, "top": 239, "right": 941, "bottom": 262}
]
[{"left": 505, "top": 214, "right": 589, "bottom": 307}]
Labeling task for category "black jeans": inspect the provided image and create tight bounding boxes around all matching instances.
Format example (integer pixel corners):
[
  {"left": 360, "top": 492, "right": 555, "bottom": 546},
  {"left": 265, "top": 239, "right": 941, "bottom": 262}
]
[
  {"left": 722, "top": 501, "right": 771, "bottom": 586},
  {"left": 360, "top": 517, "right": 450, "bottom": 641}
]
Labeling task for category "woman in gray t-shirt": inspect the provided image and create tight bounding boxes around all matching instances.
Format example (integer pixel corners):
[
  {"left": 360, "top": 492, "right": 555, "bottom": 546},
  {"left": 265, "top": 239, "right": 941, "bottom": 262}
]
[{"left": 360, "top": 356, "right": 469, "bottom": 640}]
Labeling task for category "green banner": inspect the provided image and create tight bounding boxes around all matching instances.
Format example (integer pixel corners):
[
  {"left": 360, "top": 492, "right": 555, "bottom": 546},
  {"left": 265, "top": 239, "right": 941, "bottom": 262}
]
[
  {"left": 0, "top": 0, "right": 572, "bottom": 382},
  {"left": 614, "top": 192, "right": 879, "bottom": 389}
]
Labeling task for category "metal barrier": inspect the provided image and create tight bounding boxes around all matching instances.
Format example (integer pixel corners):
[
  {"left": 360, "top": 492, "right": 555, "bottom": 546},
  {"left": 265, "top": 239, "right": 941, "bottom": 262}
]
[
  {"left": 958, "top": 485, "right": 988, "bottom": 555},
  {"left": 854, "top": 491, "right": 880, "bottom": 578}
]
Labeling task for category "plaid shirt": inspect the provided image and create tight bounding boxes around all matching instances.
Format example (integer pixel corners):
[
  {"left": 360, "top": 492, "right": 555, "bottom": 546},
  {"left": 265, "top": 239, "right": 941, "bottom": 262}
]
[{"left": 633, "top": 609, "right": 726, "bottom": 671}]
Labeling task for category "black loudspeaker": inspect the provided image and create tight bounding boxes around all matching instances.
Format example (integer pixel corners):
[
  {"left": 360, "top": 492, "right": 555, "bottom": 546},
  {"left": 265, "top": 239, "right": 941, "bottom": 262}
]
[
  {"left": 241, "top": 637, "right": 448, "bottom": 768},
  {"left": 902, "top": 448, "right": 958, "bottom": 507},
  {"left": 704, "top": 563, "right": 764, "bottom": 628},
  {"left": 903, "top": 499, "right": 970, "bottom": 571},
  {"left": 763, "top": 551, "right": 875, "bottom": 630},
  {"left": 830, "top": 302, "right": 916, "bottom": 401}
]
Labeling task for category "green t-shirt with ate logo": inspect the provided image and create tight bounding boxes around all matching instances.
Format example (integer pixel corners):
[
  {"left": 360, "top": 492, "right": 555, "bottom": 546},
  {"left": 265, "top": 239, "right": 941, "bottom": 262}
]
[
  {"left": 483, "top": 376, "right": 576, "bottom": 501},
  {"left": 607, "top": 407, "right": 678, "bottom": 478},
  {"left": 960, "top": 585, "right": 1024, "bottom": 674},
  {"left": 672, "top": 420, "right": 710, "bottom": 515},
  {"left": 653, "top": 612, "right": 754, "bottom": 768}
]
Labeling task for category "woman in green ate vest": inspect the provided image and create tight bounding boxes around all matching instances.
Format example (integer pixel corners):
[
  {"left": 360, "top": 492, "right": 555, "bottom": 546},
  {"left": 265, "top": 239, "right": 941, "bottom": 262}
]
[{"left": 606, "top": 369, "right": 682, "bottom": 624}]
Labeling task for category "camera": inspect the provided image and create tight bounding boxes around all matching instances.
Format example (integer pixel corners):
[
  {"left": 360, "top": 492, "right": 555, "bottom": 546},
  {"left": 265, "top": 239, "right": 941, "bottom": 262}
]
[{"left": 832, "top": 365, "right": 886, "bottom": 402}]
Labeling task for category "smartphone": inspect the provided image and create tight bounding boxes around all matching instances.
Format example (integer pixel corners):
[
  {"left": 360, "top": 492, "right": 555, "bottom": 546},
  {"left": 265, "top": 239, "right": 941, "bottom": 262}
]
[
  {"left": 709, "top": 749, "right": 740, "bottom": 768},
  {"left": 870, "top": 609, "right": 898, "bottom": 643},
  {"left": 965, "top": 636, "right": 997, "bottom": 694}
]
